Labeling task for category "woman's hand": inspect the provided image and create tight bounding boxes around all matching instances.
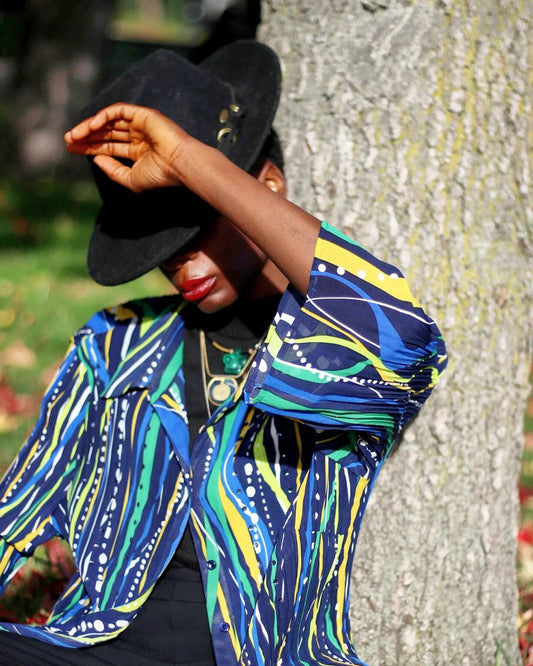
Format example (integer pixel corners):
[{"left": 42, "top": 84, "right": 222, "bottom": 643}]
[
  {"left": 66, "top": 102, "right": 321, "bottom": 296},
  {"left": 64, "top": 103, "right": 189, "bottom": 193}
]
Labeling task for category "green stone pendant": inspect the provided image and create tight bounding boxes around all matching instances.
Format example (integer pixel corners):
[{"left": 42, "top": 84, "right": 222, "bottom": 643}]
[{"left": 222, "top": 349, "right": 248, "bottom": 374}]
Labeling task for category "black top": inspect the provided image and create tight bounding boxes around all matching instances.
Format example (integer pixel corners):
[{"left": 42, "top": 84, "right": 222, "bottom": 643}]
[{"left": 173, "top": 296, "right": 280, "bottom": 569}]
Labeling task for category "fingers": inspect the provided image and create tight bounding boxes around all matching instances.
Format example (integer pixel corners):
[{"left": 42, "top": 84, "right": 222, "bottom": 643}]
[
  {"left": 64, "top": 103, "right": 148, "bottom": 143},
  {"left": 67, "top": 128, "right": 132, "bottom": 145},
  {"left": 85, "top": 128, "right": 132, "bottom": 141},
  {"left": 64, "top": 103, "right": 187, "bottom": 192},
  {"left": 65, "top": 139, "right": 133, "bottom": 160},
  {"left": 65, "top": 114, "right": 143, "bottom": 160},
  {"left": 109, "top": 120, "right": 132, "bottom": 132},
  {"left": 93, "top": 155, "right": 137, "bottom": 191}
]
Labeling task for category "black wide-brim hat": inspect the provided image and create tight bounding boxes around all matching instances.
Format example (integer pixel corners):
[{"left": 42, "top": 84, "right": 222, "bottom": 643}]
[{"left": 82, "top": 40, "right": 281, "bottom": 286}]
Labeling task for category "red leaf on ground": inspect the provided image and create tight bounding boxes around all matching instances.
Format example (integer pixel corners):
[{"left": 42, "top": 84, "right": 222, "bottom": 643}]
[
  {"left": 518, "top": 525, "right": 533, "bottom": 545},
  {"left": 519, "top": 525, "right": 533, "bottom": 546},
  {"left": 519, "top": 482, "right": 533, "bottom": 504}
]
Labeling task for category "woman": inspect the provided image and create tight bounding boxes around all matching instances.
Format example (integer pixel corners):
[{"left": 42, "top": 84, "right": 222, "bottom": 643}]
[{"left": 0, "top": 42, "right": 446, "bottom": 665}]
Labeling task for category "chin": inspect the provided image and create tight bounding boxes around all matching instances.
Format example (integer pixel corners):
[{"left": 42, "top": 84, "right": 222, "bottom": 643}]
[{"left": 195, "top": 293, "right": 239, "bottom": 314}]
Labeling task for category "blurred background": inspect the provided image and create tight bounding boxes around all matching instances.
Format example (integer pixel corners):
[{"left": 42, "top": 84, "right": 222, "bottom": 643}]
[
  {"left": 0, "top": 0, "right": 261, "bottom": 175},
  {"left": 0, "top": 0, "right": 260, "bottom": 466}
]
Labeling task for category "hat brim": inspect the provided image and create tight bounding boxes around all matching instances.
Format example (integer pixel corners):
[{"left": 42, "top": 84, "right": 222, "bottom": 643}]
[
  {"left": 86, "top": 40, "right": 281, "bottom": 286},
  {"left": 87, "top": 187, "right": 217, "bottom": 286}
]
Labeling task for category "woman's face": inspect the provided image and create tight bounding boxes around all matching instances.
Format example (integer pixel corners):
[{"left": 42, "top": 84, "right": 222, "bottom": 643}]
[{"left": 160, "top": 216, "right": 269, "bottom": 314}]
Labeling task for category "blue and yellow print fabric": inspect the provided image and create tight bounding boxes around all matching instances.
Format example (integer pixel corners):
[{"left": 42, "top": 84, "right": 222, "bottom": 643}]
[{"left": 0, "top": 222, "right": 446, "bottom": 665}]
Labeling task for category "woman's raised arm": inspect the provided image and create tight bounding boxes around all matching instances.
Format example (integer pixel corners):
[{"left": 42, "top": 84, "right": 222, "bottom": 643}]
[{"left": 65, "top": 103, "right": 321, "bottom": 296}]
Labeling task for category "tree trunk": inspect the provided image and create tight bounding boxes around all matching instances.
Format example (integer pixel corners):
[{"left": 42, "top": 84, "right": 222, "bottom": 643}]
[{"left": 260, "top": 1, "right": 532, "bottom": 664}]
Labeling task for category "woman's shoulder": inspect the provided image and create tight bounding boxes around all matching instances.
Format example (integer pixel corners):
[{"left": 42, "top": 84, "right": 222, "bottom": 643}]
[{"left": 74, "top": 294, "right": 186, "bottom": 342}]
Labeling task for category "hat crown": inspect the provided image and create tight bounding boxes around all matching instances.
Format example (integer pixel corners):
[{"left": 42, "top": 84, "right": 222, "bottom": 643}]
[
  {"left": 85, "top": 40, "right": 282, "bottom": 286},
  {"left": 84, "top": 49, "right": 241, "bottom": 159}
]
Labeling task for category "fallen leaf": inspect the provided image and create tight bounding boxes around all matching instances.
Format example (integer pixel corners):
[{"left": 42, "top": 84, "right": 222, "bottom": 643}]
[
  {"left": 0, "top": 279, "right": 14, "bottom": 298},
  {"left": 12, "top": 217, "right": 36, "bottom": 243},
  {"left": 0, "top": 341, "right": 36, "bottom": 368},
  {"left": 0, "top": 413, "right": 19, "bottom": 433},
  {"left": 0, "top": 379, "right": 37, "bottom": 417},
  {"left": 0, "top": 309, "right": 15, "bottom": 329}
]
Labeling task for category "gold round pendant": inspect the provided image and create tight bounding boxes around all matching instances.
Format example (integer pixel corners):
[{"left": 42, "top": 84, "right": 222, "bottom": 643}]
[{"left": 207, "top": 376, "right": 239, "bottom": 405}]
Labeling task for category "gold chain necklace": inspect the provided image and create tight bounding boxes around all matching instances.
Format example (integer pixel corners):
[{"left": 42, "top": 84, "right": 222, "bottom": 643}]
[{"left": 199, "top": 330, "right": 262, "bottom": 416}]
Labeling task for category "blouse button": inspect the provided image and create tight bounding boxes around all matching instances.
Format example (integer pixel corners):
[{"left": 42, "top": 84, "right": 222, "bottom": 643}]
[
  {"left": 207, "top": 560, "right": 217, "bottom": 570},
  {"left": 219, "top": 622, "right": 230, "bottom": 632}
]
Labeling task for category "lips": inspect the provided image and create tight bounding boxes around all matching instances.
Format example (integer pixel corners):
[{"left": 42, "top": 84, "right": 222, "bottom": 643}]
[{"left": 178, "top": 276, "right": 216, "bottom": 302}]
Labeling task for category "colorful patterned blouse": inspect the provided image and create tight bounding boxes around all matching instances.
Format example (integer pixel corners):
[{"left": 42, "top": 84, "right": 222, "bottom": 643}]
[{"left": 0, "top": 222, "right": 447, "bottom": 665}]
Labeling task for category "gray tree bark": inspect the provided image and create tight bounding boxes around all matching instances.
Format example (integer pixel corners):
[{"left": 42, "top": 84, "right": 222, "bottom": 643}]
[{"left": 260, "top": 1, "right": 532, "bottom": 664}]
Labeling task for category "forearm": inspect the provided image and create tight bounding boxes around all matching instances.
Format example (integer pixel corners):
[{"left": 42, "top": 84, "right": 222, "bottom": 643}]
[
  {"left": 65, "top": 104, "right": 321, "bottom": 294},
  {"left": 177, "top": 136, "right": 321, "bottom": 295}
]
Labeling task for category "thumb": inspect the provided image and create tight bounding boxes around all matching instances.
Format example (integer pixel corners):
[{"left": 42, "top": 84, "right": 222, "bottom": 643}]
[{"left": 94, "top": 155, "right": 138, "bottom": 192}]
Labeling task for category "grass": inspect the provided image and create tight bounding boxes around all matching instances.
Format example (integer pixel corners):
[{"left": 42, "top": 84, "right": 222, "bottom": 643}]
[{"left": 0, "top": 176, "right": 168, "bottom": 466}]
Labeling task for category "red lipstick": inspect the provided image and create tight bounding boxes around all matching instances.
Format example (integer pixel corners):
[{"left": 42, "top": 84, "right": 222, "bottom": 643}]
[{"left": 178, "top": 276, "right": 216, "bottom": 302}]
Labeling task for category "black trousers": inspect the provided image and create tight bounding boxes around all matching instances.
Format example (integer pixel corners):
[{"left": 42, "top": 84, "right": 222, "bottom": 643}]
[{"left": 0, "top": 561, "right": 216, "bottom": 666}]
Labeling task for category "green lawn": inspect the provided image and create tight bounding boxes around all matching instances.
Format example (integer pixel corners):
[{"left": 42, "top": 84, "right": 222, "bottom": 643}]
[{"left": 0, "top": 177, "right": 169, "bottom": 466}]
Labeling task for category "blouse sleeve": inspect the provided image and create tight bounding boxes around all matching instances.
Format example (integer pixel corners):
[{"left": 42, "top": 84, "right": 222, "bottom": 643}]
[
  {"left": 0, "top": 338, "right": 91, "bottom": 592},
  {"left": 243, "top": 221, "right": 447, "bottom": 446}
]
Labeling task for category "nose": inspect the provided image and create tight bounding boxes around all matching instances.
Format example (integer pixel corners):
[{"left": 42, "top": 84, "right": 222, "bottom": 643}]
[{"left": 160, "top": 248, "right": 198, "bottom": 271}]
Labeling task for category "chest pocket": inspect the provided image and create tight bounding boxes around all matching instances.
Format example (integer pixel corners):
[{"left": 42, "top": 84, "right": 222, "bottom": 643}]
[{"left": 314, "top": 430, "right": 386, "bottom": 477}]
